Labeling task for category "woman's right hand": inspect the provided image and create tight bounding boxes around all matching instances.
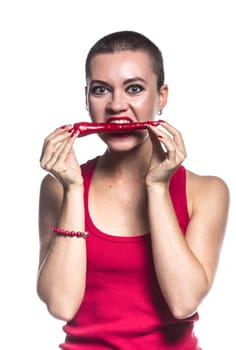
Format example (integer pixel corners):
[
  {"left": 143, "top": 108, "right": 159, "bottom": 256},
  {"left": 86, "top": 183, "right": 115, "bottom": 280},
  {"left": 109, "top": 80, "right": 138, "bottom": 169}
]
[{"left": 40, "top": 125, "right": 83, "bottom": 188}]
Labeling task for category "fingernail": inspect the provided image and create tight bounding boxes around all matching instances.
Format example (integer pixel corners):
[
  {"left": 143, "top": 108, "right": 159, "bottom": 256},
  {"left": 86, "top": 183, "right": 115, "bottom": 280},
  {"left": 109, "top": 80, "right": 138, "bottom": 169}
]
[
  {"left": 71, "top": 130, "right": 80, "bottom": 138},
  {"left": 68, "top": 128, "right": 74, "bottom": 133},
  {"left": 158, "top": 119, "right": 166, "bottom": 123},
  {"left": 60, "top": 125, "right": 67, "bottom": 129}
]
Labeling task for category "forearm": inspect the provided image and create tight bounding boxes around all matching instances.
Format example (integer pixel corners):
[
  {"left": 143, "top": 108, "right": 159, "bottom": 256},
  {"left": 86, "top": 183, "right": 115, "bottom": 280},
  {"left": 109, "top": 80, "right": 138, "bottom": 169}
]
[
  {"left": 147, "top": 184, "right": 208, "bottom": 319},
  {"left": 37, "top": 186, "right": 87, "bottom": 321}
]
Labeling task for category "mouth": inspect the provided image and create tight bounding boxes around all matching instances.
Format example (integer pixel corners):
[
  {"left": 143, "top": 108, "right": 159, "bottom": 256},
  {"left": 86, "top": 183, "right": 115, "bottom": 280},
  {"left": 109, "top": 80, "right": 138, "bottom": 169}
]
[
  {"left": 104, "top": 116, "right": 138, "bottom": 138},
  {"left": 106, "top": 116, "right": 133, "bottom": 124}
]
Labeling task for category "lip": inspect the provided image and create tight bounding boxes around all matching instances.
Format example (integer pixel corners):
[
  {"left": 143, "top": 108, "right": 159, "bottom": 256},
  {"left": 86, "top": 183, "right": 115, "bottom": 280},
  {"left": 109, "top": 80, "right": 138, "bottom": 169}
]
[
  {"left": 106, "top": 116, "right": 133, "bottom": 123},
  {"left": 105, "top": 116, "right": 135, "bottom": 138}
]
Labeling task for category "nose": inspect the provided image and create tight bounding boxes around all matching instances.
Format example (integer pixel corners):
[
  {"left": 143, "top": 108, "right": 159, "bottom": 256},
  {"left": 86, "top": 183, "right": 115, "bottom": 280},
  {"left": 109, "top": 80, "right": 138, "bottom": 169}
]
[{"left": 107, "top": 90, "right": 128, "bottom": 113}]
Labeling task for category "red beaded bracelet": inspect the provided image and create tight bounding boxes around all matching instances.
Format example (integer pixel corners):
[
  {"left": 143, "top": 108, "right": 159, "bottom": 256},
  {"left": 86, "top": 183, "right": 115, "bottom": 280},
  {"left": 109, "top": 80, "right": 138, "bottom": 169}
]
[{"left": 53, "top": 226, "right": 89, "bottom": 238}]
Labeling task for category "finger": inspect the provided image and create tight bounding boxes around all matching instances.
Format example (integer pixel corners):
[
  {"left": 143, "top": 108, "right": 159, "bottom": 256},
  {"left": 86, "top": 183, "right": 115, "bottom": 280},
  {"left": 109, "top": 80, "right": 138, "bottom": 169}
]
[
  {"left": 147, "top": 126, "right": 165, "bottom": 154},
  {"left": 157, "top": 135, "right": 186, "bottom": 164},
  {"left": 40, "top": 128, "right": 73, "bottom": 167},
  {"left": 44, "top": 129, "right": 79, "bottom": 172},
  {"left": 40, "top": 128, "right": 65, "bottom": 163},
  {"left": 148, "top": 125, "right": 175, "bottom": 157},
  {"left": 43, "top": 141, "right": 68, "bottom": 172},
  {"left": 52, "top": 129, "right": 79, "bottom": 165},
  {"left": 40, "top": 125, "right": 73, "bottom": 159},
  {"left": 159, "top": 121, "right": 186, "bottom": 155}
]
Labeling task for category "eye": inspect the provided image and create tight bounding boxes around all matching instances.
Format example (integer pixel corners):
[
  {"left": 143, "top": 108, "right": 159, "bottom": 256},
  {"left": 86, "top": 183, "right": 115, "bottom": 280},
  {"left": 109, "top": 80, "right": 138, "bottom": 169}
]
[
  {"left": 127, "top": 84, "right": 144, "bottom": 94},
  {"left": 90, "top": 85, "right": 109, "bottom": 95}
]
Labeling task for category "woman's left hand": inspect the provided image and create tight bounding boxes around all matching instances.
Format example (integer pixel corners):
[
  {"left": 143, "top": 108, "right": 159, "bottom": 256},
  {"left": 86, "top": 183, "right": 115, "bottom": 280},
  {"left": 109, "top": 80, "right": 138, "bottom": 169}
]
[{"left": 146, "top": 121, "right": 187, "bottom": 186}]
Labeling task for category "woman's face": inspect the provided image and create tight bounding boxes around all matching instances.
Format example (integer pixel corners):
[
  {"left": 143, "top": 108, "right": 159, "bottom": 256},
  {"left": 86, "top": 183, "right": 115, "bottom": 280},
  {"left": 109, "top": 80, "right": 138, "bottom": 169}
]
[{"left": 86, "top": 50, "right": 168, "bottom": 150}]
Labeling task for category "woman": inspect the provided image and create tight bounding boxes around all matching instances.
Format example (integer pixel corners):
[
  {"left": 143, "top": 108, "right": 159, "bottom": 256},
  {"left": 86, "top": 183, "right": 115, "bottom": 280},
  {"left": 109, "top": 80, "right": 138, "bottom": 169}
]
[{"left": 37, "top": 30, "right": 229, "bottom": 349}]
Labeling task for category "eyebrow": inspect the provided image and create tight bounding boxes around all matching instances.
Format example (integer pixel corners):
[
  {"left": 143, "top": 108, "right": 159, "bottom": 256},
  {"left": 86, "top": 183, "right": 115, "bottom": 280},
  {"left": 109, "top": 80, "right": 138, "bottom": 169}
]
[
  {"left": 124, "top": 77, "right": 147, "bottom": 85},
  {"left": 89, "top": 80, "right": 109, "bottom": 86},
  {"left": 90, "top": 77, "right": 147, "bottom": 86}
]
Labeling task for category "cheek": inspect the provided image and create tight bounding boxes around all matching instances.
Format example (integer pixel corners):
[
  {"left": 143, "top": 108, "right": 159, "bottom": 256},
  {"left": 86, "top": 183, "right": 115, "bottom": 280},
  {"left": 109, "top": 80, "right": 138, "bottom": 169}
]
[
  {"left": 87, "top": 99, "right": 104, "bottom": 121},
  {"left": 134, "top": 95, "right": 159, "bottom": 115}
]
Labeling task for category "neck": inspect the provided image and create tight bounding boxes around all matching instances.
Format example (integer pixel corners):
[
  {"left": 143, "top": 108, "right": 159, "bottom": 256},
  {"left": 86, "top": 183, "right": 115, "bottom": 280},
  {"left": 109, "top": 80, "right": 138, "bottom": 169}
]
[{"left": 98, "top": 138, "right": 153, "bottom": 180}]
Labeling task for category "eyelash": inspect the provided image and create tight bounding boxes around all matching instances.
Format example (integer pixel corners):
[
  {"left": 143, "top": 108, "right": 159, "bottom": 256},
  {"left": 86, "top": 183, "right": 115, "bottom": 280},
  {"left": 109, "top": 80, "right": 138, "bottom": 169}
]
[
  {"left": 90, "top": 86, "right": 108, "bottom": 95},
  {"left": 127, "top": 85, "right": 144, "bottom": 94},
  {"left": 90, "top": 84, "right": 145, "bottom": 96}
]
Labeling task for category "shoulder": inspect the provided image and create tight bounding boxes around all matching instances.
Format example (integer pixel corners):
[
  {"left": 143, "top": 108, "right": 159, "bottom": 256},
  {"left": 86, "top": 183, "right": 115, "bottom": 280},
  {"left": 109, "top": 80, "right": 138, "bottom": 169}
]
[
  {"left": 186, "top": 169, "right": 229, "bottom": 196},
  {"left": 39, "top": 174, "right": 64, "bottom": 211},
  {"left": 40, "top": 173, "right": 63, "bottom": 194},
  {"left": 185, "top": 169, "right": 230, "bottom": 217}
]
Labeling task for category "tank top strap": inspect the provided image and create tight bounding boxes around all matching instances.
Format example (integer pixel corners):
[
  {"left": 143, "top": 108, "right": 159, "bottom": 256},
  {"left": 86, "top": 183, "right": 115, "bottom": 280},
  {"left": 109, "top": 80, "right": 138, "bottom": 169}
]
[
  {"left": 81, "top": 157, "right": 99, "bottom": 227},
  {"left": 169, "top": 165, "right": 190, "bottom": 234}
]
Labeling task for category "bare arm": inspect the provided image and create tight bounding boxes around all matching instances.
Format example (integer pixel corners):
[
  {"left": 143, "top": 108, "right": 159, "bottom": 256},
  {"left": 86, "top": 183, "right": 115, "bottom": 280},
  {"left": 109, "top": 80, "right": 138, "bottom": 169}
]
[
  {"left": 147, "top": 173, "right": 229, "bottom": 319},
  {"left": 37, "top": 126, "right": 87, "bottom": 321},
  {"left": 146, "top": 122, "right": 230, "bottom": 319}
]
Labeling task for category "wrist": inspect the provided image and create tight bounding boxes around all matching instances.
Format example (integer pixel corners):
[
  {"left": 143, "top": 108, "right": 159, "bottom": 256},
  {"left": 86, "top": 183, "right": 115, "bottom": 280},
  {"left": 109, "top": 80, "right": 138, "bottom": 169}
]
[
  {"left": 146, "top": 181, "right": 169, "bottom": 194},
  {"left": 63, "top": 182, "right": 84, "bottom": 195}
]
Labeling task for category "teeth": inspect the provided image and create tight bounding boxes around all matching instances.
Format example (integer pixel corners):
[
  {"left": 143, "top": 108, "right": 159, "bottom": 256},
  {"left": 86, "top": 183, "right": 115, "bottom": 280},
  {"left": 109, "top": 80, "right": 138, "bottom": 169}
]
[{"left": 109, "top": 120, "right": 131, "bottom": 124}]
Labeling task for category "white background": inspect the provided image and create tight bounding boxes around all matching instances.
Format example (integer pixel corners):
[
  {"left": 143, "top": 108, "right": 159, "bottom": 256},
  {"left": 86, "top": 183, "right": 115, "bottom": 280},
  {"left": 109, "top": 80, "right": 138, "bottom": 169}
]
[{"left": 0, "top": 1, "right": 235, "bottom": 349}]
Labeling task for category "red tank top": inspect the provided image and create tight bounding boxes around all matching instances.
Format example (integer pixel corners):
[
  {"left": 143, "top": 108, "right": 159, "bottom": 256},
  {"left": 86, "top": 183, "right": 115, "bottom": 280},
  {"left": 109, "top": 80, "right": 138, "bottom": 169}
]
[{"left": 60, "top": 157, "right": 201, "bottom": 350}]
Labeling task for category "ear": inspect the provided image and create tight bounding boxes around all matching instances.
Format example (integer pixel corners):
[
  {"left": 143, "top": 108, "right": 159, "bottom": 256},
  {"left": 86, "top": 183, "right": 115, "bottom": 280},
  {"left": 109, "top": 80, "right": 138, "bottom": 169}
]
[{"left": 157, "top": 84, "right": 168, "bottom": 113}]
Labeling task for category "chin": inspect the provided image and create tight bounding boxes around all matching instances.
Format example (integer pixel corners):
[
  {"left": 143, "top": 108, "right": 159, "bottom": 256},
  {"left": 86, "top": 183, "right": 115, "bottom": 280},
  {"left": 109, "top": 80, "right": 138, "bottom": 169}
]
[{"left": 102, "top": 133, "right": 149, "bottom": 152}]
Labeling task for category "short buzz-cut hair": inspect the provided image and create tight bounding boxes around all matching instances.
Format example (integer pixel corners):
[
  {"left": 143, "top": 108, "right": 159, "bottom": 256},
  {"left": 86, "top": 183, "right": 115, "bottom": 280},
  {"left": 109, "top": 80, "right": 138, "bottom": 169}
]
[{"left": 85, "top": 30, "right": 165, "bottom": 92}]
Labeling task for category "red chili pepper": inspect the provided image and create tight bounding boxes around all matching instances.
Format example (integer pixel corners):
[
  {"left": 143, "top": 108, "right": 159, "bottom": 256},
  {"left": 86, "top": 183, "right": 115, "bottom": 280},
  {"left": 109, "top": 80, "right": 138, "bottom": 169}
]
[{"left": 73, "top": 120, "right": 161, "bottom": 137}]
